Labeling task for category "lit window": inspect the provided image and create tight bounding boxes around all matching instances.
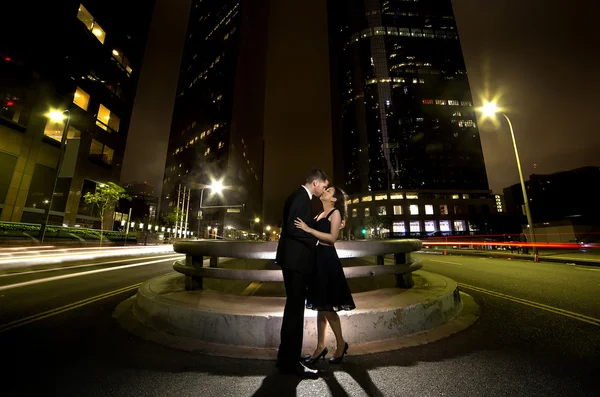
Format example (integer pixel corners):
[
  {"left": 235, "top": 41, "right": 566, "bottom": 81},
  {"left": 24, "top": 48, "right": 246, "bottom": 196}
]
[
  {"left": 448, "top": 100, "right": 459, "bottom": 106},
  {"left": 73, "top": 87, "right": 90, "bottom": 110},
  {"left": 439, "top": 205, "right": 448, "bottom": 215},
  {"left": 364, "top": 208, "right": 370, "bottom": 217},
  {"left": 435, "top": 99, "right": 447, "bottom": 105},
  {"left": 390, "top": 193, "right": 403, "bottom": 200},
  {"left": 409, "top": 205, "right": 419, "bottom": 215},
  {"left": 103, "top": 145, "right": 114, "bottom": 164},
  {"left": 200, "top": 131, "right": 206, "bottom": 139},
  {"left": 361, "top": 195, "right": 372, "bottom": 202},
  {"left": 393, "top": 221, "right": 406, "bottom": 234},
  {"left": 375, "top": 194, "right": 388, "bottom": 201},
  {"left": 453, "top": 220, "right": 466, "bottom": 232},
  {"left": 460, "top": 100, "right": 472, "bottom": 107},
  {"left": 406, "top": 192, "right": 419, "bottom": 199},
  {"left": 43, "top": 119, "right": 64, "bottom": 141},
  {"left": 352, "top": 198, "right": 359, "bottom": 204},
  {"left": 451, "top": 194, "right": 460, "bottom": 199},
  {"left": 352, "top": 208, "right": 358, "bottom": 218},
  {"left": 454, "top": 205, "right": 461, "bottom": 214},
  {"left": 205, "top": 147, "right": 210, "bottom": 156},
  {"left": 409, "top": 221, "right": 421, "bottom": 233},
  {"left": 424, "top": 220, "right": 437, "bottom": 232},
  {"left": 90, "top": 139, "right": 103, "bottom": 156},
  {"left": 425, "top": 205, "right": 434, "bottom": 215},
  {"left": 422, "top": 99, "right": 434, "bottom": 105},
  {"left": 218, "top": 141, "right": 224, "bottom": 149},
  {"left": 452, "top": 111, "right": 462, "bottom": 117},
  {"left": 77, "top": 4, "right": 106, "bottom": 44},
  {"left": 462, "top": 194, "right": 470, "bottom": 199},
  {"left": 96, "top": 104, "right": 120, "bottom": 132},
  {"left": 112, "top": 49, "right": 133, "bottom": 76},
  {"left": 439, "top": 220, "right": 451, "bottom": 232},
  {"left": 377, "top": 206, "right": 386, "bottom": 216},
  {"left": 393, "top": 205, "right": 403, "bottom": 215}
]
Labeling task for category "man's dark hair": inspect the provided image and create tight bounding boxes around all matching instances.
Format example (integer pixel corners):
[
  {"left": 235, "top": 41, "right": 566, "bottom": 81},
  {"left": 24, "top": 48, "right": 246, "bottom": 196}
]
[{"left": 305, "top": 168, "right": 329, "bottom": 184}]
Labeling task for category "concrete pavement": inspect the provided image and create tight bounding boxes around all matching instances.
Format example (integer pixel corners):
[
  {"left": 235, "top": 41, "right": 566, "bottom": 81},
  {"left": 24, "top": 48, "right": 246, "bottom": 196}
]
[{"left": 0, "top": 252, "right": 598, "bottom": 396}]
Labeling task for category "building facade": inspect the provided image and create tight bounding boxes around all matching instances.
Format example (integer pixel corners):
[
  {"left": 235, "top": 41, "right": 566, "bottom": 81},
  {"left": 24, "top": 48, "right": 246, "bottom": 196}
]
[
  {"left": 328, "top": 0, "right": 489, "bottom": 196},
  {"left": 161, "top": 0, "right": 268, "bottom": 237},
  {"left": 0, "top": 1, "right": 153, "bottom": 228},
  {"left": 345, "top": 189, "right": 497, "bottom": 239}
]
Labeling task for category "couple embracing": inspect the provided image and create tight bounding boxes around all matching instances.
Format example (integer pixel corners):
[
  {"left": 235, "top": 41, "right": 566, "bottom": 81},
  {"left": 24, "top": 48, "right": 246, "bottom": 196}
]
[{"left": 275, "top": 169, "right": 355, "bottom": 379}]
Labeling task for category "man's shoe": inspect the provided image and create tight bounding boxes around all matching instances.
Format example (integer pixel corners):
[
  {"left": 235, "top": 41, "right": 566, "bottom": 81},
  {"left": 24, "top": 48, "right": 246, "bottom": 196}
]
[{"left": 279, "top": 362, "right": 319, "bottom": 379}]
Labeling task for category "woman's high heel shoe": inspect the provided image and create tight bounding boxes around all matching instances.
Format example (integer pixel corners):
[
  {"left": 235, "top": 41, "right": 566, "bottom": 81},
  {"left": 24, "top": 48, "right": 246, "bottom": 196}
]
[
  {"left": 304, "top": 347, "right": 328, "bottom": 365},
  {"left": 328, "top": 342, "right": 348, "bottom": 364}
]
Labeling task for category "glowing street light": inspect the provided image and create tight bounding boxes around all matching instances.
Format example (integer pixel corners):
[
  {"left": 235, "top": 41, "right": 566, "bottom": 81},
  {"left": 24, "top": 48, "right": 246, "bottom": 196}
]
[
  {"left": 254, "top": 217, "right": 260, "bottom": 223},
  {"left": 40, "top": 108, "right": 71, "bottom": 243},
  {"left": 477, "top": 99, "right": 538, "bottom": 260},
  {"left": 266, "top": 225, "right": 271, "bottom": 231},
  {"left": 46, "top": 109, "right": 68, "bottom": 122}
]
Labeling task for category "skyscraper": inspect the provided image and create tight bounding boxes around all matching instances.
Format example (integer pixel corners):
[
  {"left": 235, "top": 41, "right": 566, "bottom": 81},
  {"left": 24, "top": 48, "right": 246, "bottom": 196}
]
[
  {"left": 328, "top": 0, "right": 489, "bottom": 194},
  {"left": 0, "top": 1, "right": 153, "bottom": 228},
  {"left": 161, "top": 0, "right": 268, "bottom": 236}
]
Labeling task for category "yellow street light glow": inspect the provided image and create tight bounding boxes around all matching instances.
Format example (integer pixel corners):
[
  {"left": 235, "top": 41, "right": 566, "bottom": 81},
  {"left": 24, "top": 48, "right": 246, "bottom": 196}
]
[
  {"left": 480, "top": 101, "right": 500, "bottom": 118},
  {"left": 266, "top": 225, "right": 271, "bottom": 231},
  {"left": 210, "top": 179, "right": 224, "bottom": 194},
  {"left": 46, "top": 110, "right": 67, "bottom": 122},
  {"left": 255, "top": 217, "right": 260, "bottom": 223},
  {"left": 112, "top": 49, "right": 119, "bottom": 56}
]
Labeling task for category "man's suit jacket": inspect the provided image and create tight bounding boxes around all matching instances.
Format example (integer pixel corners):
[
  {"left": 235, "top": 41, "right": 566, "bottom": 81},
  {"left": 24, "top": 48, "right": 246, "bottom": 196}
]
[{"left": 275, "top": 187, "right": 317, "bottom": 275}]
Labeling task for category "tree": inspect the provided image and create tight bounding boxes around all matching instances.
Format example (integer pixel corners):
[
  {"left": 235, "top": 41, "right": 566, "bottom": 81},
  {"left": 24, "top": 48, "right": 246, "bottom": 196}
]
[
  {"left": 166, "top": 207, "right": 183, "bottom": 228},
  {"left": 84, "top": 182, "right": 130, "bottom": 246}
]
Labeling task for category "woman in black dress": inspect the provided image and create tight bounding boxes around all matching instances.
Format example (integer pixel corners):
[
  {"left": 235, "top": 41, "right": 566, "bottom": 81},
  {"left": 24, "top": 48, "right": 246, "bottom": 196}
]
[{"left": 294, "top": 186, "right": 355, "bottom": 364}]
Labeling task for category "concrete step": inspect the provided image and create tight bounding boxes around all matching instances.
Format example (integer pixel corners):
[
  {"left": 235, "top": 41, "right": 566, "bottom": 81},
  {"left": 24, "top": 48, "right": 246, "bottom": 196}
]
[{"left": 115, "top": 270, "right": 478, "bottom": 358}]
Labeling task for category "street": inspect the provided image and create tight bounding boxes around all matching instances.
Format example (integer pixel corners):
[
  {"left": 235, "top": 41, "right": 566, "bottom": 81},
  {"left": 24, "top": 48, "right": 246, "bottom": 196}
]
[{"left": 1, "top": 252, "right": 599, "bottom": 396}]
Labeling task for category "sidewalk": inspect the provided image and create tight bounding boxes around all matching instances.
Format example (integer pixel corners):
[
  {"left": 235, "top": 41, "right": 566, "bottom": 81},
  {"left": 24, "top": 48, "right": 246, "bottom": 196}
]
[{"left": 418, "top": 248, "right": 600, "bottom": 266}]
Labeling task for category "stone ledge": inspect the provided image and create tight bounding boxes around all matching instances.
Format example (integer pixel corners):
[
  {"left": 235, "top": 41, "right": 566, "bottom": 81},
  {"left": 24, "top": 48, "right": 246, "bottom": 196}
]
[
  {"left": 114, "top": 271, "right": 475, "bottom": 358},
  {"left": 114, "top": 292, "right": 478, "bottom": 359}
]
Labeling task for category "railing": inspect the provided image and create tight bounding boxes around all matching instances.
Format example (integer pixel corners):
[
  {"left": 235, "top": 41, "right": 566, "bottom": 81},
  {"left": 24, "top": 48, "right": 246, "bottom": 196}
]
[{"left": 173, "top": 239, "right": 423, "bottom": 291}]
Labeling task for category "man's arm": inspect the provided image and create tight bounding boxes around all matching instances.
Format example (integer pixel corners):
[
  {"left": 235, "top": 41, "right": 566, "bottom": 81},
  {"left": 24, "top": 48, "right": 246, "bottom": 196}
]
[{"left": 283, "top": 193, "right": 315, "bottom": 246}]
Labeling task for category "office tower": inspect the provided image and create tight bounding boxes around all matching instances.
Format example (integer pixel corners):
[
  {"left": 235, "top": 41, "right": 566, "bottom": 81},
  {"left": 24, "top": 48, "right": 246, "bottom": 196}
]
[{"left": 0, "top": 1, "right": 153, "bottom": 228}]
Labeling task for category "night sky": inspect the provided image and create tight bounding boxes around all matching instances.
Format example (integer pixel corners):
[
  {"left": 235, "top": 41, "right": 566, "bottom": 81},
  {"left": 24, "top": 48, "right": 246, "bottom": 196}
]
[{"left": 123, "top": 0, "right": 599, "bottom": 224}]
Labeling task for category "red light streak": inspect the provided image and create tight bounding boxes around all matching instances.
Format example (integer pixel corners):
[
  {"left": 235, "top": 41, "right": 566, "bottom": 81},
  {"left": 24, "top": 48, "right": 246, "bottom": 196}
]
[{"left": 421, "top": 241, "right": 598, "bottom": 249}]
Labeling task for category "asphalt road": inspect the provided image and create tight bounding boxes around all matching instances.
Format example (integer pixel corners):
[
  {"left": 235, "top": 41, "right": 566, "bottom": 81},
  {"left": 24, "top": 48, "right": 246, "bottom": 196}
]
[{"left": 0, "top": 252, "right": 599, "bottom": 396}]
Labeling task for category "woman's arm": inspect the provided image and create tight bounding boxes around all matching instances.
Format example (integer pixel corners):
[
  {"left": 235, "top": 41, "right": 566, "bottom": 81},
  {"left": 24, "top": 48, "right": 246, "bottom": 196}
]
[{"left": 294, "top": 210, "right": 342, "bottom": 244}]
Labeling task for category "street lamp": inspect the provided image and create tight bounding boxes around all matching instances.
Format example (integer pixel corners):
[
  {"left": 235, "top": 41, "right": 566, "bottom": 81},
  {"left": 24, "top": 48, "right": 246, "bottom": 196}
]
[
  {"left": 40, "top": 109, "right": 71, "bottom": 243},
  {"left": 250, "top": 217, "right": 260, "bottom": 238},
  {"left": 197, "top": 179, "right": 225, "bottom": 237},
  {"left": 478, "top": 100, "right": 538, "bottom": 260}
]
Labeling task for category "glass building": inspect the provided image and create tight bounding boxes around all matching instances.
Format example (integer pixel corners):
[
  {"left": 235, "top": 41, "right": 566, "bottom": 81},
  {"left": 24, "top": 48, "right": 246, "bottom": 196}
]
[
  {"left": 328, "top": 0, "right": 489, "bottom": 195},
  {"left": 161, "top": 0, "right": 268, "bottom": 237}
]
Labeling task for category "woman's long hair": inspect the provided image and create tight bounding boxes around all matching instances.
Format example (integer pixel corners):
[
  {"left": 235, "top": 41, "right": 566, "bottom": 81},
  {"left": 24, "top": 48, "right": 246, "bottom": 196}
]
[{"left": 331, "top": 186, "right": 348, "bottom": 226}]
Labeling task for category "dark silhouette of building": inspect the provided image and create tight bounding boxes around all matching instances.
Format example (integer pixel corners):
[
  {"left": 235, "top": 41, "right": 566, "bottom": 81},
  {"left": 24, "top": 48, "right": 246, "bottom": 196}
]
[
  {"left": 328, "top": 0, "right": 489, "bottom": 195},
  {"left": 0, "top": 1, "right": 154, "bottom": 228},
  {"left": 161, "top": 0, "right": 268, "bottom": 237},
  {"left": 503, "top": 167, "right": 600, "bottom": 234}
]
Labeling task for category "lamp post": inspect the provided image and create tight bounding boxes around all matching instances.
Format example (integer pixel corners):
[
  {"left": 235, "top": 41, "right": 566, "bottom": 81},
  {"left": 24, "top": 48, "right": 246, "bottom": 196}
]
[
  {"left": 40, "top": 109, "right": 71, "bottom": 243},
  {"left": 196, "top": 179, "right": 224, "bottom": 238},
  {"left": 479, "top": 101, "right": 538, "bottom": 260},
  {"left": 250, "top": 217, "right": 260, "bottom": 239}
]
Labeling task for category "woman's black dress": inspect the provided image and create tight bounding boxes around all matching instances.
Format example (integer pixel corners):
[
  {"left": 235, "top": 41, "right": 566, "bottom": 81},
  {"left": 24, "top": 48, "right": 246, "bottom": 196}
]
[{"left": 305, "top": 209, "right": 356, "bottom": 312}]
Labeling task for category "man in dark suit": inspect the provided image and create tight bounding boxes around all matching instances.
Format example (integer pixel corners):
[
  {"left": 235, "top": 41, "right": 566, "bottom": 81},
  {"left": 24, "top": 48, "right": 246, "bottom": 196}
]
[{"left": 275, "top": 169, "right": 329, "bottom": 378}]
